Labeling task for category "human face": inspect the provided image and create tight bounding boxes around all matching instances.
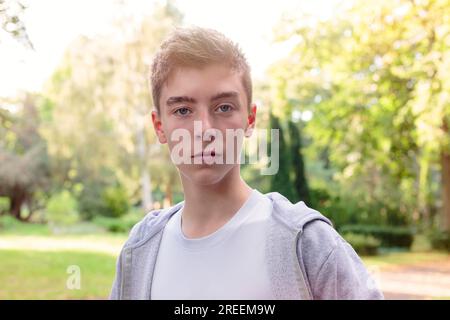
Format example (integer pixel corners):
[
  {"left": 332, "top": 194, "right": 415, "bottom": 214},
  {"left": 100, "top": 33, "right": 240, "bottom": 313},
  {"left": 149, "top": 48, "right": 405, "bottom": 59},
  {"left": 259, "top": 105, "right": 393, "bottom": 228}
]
[{"left": 151, "top": 64, "right": 257, "bottom": 186}]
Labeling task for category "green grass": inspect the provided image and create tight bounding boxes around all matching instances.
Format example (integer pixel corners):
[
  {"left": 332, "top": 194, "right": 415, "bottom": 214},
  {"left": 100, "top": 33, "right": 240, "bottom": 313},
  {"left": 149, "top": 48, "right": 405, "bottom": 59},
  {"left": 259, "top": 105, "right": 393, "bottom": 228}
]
[
  {"left": 0, "top": 215, "right": 119, "bottom": 236},
  {"left": 0, "top": 217, "right": 448, "bottom": 299},
  {"left": 1, "top": 246, "right": 447, "bottom": 299},
  {"left": 0, "top": 249, "right": 117, "bottom": 299},
  {"left": 0, "top": 219, "right": 127, "bottom": 299},
  {"left": 0, "top": 216, "right": 51, "bottom": 236}
]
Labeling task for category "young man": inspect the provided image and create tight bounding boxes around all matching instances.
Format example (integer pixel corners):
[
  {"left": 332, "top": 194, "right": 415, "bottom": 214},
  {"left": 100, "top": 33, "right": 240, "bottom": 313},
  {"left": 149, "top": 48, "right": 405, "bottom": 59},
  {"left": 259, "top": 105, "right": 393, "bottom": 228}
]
[{"left": 110, "top": 27, "right": 384, "bottom": 300}]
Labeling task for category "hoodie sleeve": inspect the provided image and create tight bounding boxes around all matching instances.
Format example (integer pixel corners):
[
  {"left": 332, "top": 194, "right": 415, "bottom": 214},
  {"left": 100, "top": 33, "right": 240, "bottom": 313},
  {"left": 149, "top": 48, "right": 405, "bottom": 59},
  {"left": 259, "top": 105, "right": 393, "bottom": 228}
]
[
  {"left": 109, "top": 248, "right": 124, "bottom": 300},
  {"left": 299, "top": 220, "right": 384, "bottom": 300},
  {"left": 108, "top": 218, "right": 146, "bottom": 300}
]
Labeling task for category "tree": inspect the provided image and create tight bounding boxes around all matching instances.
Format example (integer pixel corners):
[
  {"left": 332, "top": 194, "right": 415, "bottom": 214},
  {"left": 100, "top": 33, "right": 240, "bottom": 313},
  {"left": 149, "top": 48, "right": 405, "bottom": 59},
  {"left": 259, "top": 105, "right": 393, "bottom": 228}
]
[
  {"left": 41, "top": 2, "right": 183, "bottom": 217},
  {"left": 0, "top": 94, "right": 50, "bottom": 220},
  {"left": 288, "top": 119, "right": 310, "bottom": 205},
  {"left": 0, "top": 0, "right": 33, "bottom": 49},
  {"left": 269, "top": 111, "right": 296, "bottom": 202},
  {"left": 111, "top": 1, "right": 183, "bottom": 210},
  {"left": 269, "top": 0, "right": 450, "bottom": 228}
]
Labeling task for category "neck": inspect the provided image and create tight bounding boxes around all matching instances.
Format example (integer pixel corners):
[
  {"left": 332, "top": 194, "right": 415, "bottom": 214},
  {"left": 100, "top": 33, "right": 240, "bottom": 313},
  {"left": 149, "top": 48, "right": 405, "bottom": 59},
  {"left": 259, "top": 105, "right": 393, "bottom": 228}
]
[{"left": 179, "top": 166, "right": 253, "bottom": 238}]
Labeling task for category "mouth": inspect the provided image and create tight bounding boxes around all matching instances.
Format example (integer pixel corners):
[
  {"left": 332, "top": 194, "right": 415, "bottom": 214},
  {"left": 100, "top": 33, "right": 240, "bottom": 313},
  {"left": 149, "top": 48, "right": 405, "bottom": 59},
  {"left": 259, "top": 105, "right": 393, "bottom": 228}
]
[{"left": 191, "top": 150, "right": 221, "bottom": 159}]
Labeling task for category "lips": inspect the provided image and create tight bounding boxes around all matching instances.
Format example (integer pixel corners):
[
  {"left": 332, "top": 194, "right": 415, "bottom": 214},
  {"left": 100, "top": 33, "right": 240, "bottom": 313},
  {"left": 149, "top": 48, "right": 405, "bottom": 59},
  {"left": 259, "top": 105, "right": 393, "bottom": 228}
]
[{"left": 191, "top": 150, "right": 218, "bottom": 158}]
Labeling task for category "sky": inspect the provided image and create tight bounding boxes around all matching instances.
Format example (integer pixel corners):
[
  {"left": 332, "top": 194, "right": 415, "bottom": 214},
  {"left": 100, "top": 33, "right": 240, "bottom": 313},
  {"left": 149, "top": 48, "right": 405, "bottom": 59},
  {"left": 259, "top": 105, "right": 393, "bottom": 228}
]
[{"left": 0, "top": 0, "right": 342, "bottom": 97}]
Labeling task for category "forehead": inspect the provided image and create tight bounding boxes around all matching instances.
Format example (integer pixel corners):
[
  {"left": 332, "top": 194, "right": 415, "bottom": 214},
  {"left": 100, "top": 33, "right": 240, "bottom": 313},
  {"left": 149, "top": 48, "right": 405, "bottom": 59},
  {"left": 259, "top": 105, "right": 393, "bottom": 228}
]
[{"left": 161, "top": 64, "right": 246, "bottom": 104}]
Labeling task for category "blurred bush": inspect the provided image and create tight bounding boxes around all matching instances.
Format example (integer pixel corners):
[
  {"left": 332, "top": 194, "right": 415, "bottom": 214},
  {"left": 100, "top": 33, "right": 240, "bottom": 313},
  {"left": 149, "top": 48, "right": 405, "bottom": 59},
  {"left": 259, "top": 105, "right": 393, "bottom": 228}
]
[
  {"left": 0, "top": 215, "right": 23, "bottom": 230},
  {"left": 311, "top": 189, "right": 383, "bottom": 227},
  {"left": 101, "top": 184, "right": 130, "bottom": 218},
  {"left": 339, "top": 224, "right": 415, "bottom": 249},
  {"left": 0, "top": 197, "right": 10, "bottom": 214},
  {"left": 342, "top": 232, "right": 381, "bottom": 256},
  {"left": 45, "top": 190, "right": 79, "bottom": 225},
  {"left": 93, "top": 207, "right": 144, "bottom": 233},
  {"left": 77, "top": 182, "right": 106, "bottom": 220},
  {"left": 78, "top": 182, "right": 130, "bottom": 220},
  {"left": 428, "top": 230, "right": 450, "bottom": 252}
]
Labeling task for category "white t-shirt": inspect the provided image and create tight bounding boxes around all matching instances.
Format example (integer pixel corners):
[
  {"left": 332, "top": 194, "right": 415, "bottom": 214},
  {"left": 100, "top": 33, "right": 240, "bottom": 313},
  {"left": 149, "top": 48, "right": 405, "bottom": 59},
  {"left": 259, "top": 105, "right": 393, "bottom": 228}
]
[{"left": 151, "top": 189, "right": 275, "bottom": 300}]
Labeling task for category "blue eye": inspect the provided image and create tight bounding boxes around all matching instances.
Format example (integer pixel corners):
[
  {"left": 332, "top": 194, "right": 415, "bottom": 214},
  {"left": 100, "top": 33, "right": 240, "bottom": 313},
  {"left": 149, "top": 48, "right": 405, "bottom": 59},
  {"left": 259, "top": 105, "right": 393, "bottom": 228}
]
[
  {"left": 174, "top": 107, "right": 191, "bottom": 116},
  {"left": 217, "top": 104, "right": 233, "bottom": 113}
]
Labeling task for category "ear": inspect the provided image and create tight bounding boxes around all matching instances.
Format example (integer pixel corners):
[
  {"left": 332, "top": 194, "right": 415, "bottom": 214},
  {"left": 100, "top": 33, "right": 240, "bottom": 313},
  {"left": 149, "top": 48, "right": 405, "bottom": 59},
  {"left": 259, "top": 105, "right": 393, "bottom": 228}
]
[
  {"left": 245, "top": 103, "right": 257, "bottom": 137},
  {"left": 151, "top": 110, "right": 167, "bottom": 144}
]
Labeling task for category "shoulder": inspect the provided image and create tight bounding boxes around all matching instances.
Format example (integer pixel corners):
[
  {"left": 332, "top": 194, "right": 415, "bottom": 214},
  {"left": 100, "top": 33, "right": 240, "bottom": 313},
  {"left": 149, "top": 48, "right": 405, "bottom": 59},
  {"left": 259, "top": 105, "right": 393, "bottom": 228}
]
[
  {"left": 263, "top": 191, "right": 383, "bottom": 299},
  {"left": 300, "top": 220, "right": 384, "bottom": 299},
  {"left": 123, "top": 201, "right": 184, "bottom": 249},
  {"left": 124, "top": 210, "right": 162, "bottom": 246},
  {"left": 264, "top": 191, "right": 333, "bottom": 232},
  {"left": 301, "top": 219, "right": 342, "bottom": 256},
  {"left": 299, "top": 219, "right": 343, "bottom": 283}
]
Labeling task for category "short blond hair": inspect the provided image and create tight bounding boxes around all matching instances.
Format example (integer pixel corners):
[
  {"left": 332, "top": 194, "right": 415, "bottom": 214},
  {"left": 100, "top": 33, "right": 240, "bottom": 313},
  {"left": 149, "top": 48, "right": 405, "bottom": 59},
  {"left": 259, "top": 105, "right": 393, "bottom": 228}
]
[{"left": 150, "top": 27, "right": 252, "bottom": 112}]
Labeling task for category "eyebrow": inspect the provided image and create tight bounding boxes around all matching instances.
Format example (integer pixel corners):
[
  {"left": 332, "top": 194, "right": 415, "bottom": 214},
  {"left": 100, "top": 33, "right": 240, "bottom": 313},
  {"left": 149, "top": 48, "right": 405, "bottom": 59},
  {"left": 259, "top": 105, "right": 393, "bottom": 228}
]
[
  {"left": 210, "top": 91, "right": 239, "bottom": 102},
  {"left": 166, "top": 96, "right": 197, "bottom": 106},
  {"left": 165, "top": 91, "right": 240, "bottom": 107}
]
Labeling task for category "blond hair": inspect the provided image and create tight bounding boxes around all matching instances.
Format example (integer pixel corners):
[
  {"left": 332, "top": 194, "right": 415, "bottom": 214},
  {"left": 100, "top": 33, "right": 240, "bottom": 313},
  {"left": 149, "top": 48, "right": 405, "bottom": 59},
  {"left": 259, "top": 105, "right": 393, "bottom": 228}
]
[{"left": 150, "top": 27, "right": 252, "bottom": 112}]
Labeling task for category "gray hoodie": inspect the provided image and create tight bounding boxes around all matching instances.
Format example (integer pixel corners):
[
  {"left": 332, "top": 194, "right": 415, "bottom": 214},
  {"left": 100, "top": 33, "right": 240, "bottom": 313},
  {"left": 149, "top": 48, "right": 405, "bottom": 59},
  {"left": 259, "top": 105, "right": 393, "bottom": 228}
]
[{"left": 109, "top": 191, "right": 384, "bottom": 300}]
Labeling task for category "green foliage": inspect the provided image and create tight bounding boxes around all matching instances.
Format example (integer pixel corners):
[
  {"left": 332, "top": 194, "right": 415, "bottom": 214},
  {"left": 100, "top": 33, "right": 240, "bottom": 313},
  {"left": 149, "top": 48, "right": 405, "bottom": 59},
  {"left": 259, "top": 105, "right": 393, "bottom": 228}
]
[
  {"left": 310, "top": 188, "right": 362, "bottom": 227},
  {"left": 269, "top": 0, "right": 450, "bottom": 229},
  {"left": 339, "top": 224, "right": 415, "bottom": 249},
  {"left": 93, "top": 207, "right": 143, "bottom": 233},
  {"left": 172, "top": 192, "right": 185, "bottom": 205},
  {"left": 77, "top": 180, "right": 130, "bottom": 220},
  {"left": 0, "top": 94, "right": 51, "bottom": 220},
  {"left": 45, "top": 190, "right": 79, "bottom": 225},
  {"left": 309, "top": 188, "right": 393, "bottom": 228},
  {"left": 288, "top": 120, "right": 310, "bottom": 204},
  {"left": 269, "top": 112, "right": 296, "bottom": 201},
  {"left": 342, "top": 232, "right": 381, "bottom": 256},
  {"left": 0, "top": 215, "right": 22, "bottom": 230},
  {"left": 93, "top": 216, "right": 131, "bottom": 233},
  {"left": 77, "top": 182, "right": 106, "bottom": 221},
  {"left": 101, "top": 184, "right": 130, "bottom": 218},
  {"left": 0, "top": 196, "right": 9, "bottom": 213},
  {"left": 40, "top": 2, "right": 184, "bottom": 220},
  {"left": 428, "top": 230, "right": 450, "bottom": 252}
]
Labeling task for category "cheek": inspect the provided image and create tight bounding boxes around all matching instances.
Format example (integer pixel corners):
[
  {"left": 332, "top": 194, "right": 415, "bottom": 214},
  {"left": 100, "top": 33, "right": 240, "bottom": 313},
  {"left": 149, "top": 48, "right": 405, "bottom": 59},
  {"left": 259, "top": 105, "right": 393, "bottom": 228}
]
[
  {"left": 216, "top": 122, "right": 246, "bottom": 157},
  {"left": 163, "top": 120, "right": 184, "bottom": 139},
  {"left": 219, "top": 113, "right": 248, "bottom": 130},
  {"left": 164, "top": 123, "right": 195, "bottom": 154}
]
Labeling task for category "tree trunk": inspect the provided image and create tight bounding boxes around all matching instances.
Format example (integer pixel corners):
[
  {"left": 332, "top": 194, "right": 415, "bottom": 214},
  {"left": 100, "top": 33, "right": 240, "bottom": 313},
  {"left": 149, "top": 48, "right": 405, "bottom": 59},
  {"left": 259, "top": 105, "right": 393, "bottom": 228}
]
[
  {"left": 9, "top": 188, "right": 25, "bottom": 221},
  {"left": 418, "top": 154, "right": 430, "bottom": 227},
  {"left": 441, "top": 151, "right": 450, "bottom": 231},
  {"left": 141, "top": 168, "right": 153, "bottom": 212},
  {"left": 441, "top": 119, "right": 450, "bottom": 231},
  {"left": 137, "top": 113, "right": 153, "bottom": 212}
]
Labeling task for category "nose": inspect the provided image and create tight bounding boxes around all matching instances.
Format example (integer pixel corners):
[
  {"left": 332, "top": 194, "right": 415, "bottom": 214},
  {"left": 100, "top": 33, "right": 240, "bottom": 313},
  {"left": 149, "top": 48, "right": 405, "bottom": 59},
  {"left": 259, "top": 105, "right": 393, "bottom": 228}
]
[{"left": 195, "top": 110, "right": 216, "bottom": 142}]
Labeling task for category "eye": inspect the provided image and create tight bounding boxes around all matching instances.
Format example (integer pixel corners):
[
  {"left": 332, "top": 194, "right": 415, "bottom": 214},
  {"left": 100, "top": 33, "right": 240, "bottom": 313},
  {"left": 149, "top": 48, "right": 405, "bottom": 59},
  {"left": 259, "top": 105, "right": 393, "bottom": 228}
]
[
  {"left": 216, "top": 104, "right": 233, "bottom": 113},
  {"left": 174, "top": 107, "right": 192, "bottom": 116}
]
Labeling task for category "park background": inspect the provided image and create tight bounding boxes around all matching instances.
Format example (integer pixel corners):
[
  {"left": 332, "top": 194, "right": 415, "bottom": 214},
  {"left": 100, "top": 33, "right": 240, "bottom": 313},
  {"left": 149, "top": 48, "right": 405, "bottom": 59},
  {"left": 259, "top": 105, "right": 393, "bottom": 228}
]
[{"left": 0, "top": 0, "right": 449, "bottom": 299}]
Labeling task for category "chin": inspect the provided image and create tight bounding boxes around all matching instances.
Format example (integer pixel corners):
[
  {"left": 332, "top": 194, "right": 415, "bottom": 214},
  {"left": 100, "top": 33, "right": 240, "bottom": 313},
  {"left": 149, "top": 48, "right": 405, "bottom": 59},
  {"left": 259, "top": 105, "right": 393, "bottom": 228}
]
[{"left": 179, "top": 164, "right": 235, "bottom": 186}]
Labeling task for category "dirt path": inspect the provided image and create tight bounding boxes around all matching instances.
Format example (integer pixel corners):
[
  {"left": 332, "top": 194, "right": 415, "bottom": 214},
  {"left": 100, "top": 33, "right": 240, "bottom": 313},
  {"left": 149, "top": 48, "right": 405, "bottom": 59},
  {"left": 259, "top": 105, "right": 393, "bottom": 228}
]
[{"left": 376, "top": 259, "right": 450, "bottom": 299}]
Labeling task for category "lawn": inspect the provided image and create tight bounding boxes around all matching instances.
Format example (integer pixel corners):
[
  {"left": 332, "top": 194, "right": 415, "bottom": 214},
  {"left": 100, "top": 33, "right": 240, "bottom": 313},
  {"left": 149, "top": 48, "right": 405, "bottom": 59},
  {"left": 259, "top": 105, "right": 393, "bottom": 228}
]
[
  {"left": 0, "top": 224, "right": 127, "bottom": 299},
  {"left": 0, "top": 225, "right": 449, "bottom": 299},
  {"left": 0, "top": 249, "right": 117, "bottom": 299}
]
